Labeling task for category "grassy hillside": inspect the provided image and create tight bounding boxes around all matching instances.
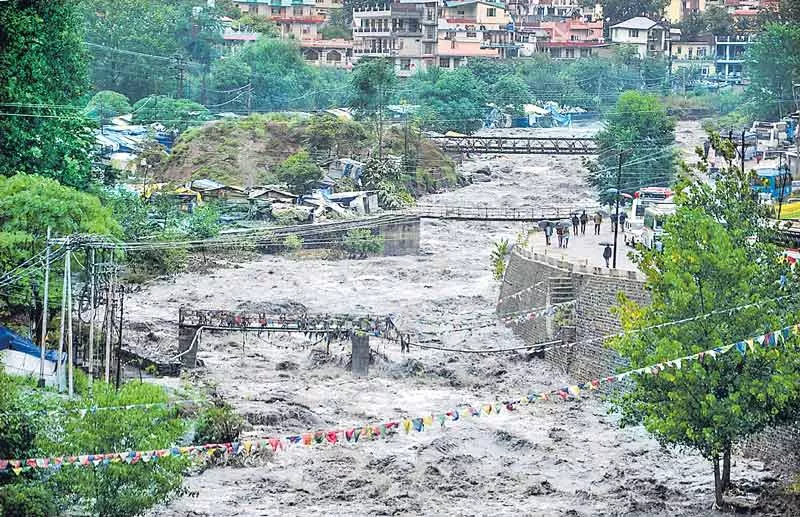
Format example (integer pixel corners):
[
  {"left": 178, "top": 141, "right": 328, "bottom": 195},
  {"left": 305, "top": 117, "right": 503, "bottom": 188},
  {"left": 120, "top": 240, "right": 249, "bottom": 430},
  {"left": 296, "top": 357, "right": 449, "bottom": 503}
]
[{"left": 160, "top": 113, "right": 458, "bottom": 194}]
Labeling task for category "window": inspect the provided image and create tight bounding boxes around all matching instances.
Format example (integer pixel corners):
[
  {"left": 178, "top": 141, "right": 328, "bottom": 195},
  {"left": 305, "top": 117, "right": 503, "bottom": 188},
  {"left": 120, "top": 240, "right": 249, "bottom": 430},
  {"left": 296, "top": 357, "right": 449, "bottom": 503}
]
[
  {"left": 424, "top": 43, "right": 433, "bottom": 54},
  {"left": 440, "top": 57, "right": 450, "bottom": 68},
  {"left": 688, "top": 48, "right": 693, "bottom": 58},
  {"left": 457, "top": 9, "right": 465, "bottom": 15},
  {"left": 570, "top": 35, "right": 578, "bottom": 41},
  {"left": 467, "top": 31, "right": 476, "bottom": 38},
  {"left": 565, "top": 48, "right": 575, "bottom": 58},
  {"left": 698, "top": 47, "right": 706, "bottom": 57},
  {"left": 303, "top": 27, "right": 309, "bottom": 34},
  {"left": 676, "top": 46, "right": 682, "bottom": 54},
  {"left": 271, "top": 8, "right": 280, "bottom": 15},
  {"left": 580, "top": 48, "right": 591, "bottom": 57},
  {"left": 628, "top": 29, "right": 639, "bottom": 38},
  {"left": 401, "top": 59, "right": 411, "bottom": 70},
  {"left": 293, "top": 6, "right": 303, "bottom": 15},
  {"left": 487, "top": 7, "right": 496, "bottom": 16}
]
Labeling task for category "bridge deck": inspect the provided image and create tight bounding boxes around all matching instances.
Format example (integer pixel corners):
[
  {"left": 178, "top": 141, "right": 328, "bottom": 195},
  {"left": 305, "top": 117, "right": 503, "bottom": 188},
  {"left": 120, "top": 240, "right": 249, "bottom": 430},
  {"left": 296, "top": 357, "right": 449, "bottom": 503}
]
[
  {"left": 411, "top": 205, "right": 599, "bottom": 222},
  {"left": 427, "top": 135, "right": 598, "bottom": 155}
]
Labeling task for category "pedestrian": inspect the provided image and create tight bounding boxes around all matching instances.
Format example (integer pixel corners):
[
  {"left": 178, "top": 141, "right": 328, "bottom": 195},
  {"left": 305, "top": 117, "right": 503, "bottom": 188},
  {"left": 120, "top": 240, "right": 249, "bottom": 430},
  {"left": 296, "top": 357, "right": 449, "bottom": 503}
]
[
  {"left": 593, "top": 213, "right": 602, "bottom": 235},
  {"left": 603, "top": 244, "right": 612, "bottom": 267},
  {"left": 610, "top": 213, "right": 618, "bottom": 233},
  {"left": 563, "top": 232, "right": 570, "bottom": 248},
  {"left": 556, "top": 226, "right": 564, "bottom": 248},
  {"left": 618, "top": 212, "right": 627, "bottom": 232},
  {"left": 571, "top": 214, "right": 579, "bottom": 236},
  {"left": 544, "top": 224, "right": 553, "bottom": 246},
  {"left": 579, "top": 211, "right": 588, "bottom": 235}
]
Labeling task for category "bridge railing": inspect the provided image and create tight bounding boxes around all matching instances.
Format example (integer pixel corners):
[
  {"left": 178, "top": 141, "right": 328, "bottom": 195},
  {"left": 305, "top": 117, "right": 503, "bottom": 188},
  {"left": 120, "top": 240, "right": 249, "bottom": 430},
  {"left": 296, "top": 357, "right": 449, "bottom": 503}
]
[
  {"left": 425, "top": 135, "right": 599, "bottom": 155},
  {"left": 409, "top": 205, "right": 601, "bottom": 221}
]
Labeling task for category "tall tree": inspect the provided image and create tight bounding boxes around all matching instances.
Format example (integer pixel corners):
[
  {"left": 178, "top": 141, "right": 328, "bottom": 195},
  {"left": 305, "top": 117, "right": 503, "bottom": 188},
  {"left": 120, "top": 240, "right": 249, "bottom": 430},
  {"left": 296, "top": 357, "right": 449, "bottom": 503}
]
[
  {"left": 349, "top": 58, "right": 397, "bottom": 157},
  {"left": 744, "top": 22, "right": 800, "bottom": 120},
  {"left": 0, "top": 0, "right": 95, "bottom": 189},
  {"left": 586, "top": 91, "right": 676, "bottom": 203},
  {"left": 600, "top": 0, "right": 670, "bottom": 25},
  {"left": 610, "top": 135, "right": 800, "bottom": 508},
  {"left": 678, "top": 6, "right": 734, "bottom": 40}
]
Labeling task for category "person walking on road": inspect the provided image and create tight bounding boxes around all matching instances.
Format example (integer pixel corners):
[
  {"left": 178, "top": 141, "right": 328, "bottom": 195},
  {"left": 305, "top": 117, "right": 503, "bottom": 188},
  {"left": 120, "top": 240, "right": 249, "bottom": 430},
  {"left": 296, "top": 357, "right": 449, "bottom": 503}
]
[
  {"left": 571, "top": 214, "right": 579, "bottom": 236},
  {"left": 618, "top": 212, "right": 627, "bottom": 233},
  {"left": 610, "top": 213, "right": 618, "bottom": 233},
  {"left": 563, "top": 232, "right": 570, "bottom": 248},
  {"left": 603, "top": 244, "right": 612, "bottom": 267},
  {"left": 544, "top": 225, "right": 553, "bottom": 246},
  {"left": 593, "top": 213, "right": 602, "bottom": 235},
  {"left": 556, "top": 226, "right": 565, "bottom": 248},
  {"left": 579, "top": 211, "right": 588, "bottom": 235}
]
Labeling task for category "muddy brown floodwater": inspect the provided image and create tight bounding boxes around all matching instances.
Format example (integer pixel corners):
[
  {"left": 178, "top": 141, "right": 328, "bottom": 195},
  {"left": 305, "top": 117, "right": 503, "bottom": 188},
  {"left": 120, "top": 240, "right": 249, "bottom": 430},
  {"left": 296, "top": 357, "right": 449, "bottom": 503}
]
[{"left": 134, "top": 122, "right": 775, "bottom": 516}]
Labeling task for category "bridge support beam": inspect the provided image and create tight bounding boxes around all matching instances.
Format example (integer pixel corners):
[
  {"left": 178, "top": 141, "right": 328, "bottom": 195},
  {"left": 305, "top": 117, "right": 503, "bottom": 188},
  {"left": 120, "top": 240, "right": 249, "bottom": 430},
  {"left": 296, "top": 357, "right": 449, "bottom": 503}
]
[{"left": 351, "top": 333, "right": 370, "bottom": 377}]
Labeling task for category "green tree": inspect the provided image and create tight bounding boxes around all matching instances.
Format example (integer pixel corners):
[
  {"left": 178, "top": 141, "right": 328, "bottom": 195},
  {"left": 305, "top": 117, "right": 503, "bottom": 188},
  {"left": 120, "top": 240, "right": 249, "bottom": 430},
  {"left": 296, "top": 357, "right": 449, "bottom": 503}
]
[
  {"left": 349, "top": 58, "right": 397, "bottom": 156},
  {"left": 305, "top": 114, "right": 368, "bottom": 158},
  {"left": 343, "top": 228, "right": 384, "bottom": 258},
  {"left": 0, "top": 174, "right": 120, "bottom": 321},
  {"left": 209, "top": 58, "right": 252, "bottom": 107},
  {"left": 232, "top": 14, "right": 278, "bottom": 37},
  {"left": 132, "top": 95, "right": 213, "bottom": 131},
  {"left": 744, "top": 22, "right": 800, "bottom": 119},
  {"left": 421, "top": 68, "right": 488, "bottom": 134},
  {"left": 274, "top": 151, "right": 323, "bottom": 194},
  {"left": 600, "top": 0, "right": 669, "bottom": 24},
  {"left": 85, "top": 91, "right": 133, "bottom": 125},
  {"left": 679, "top": 6, "right": 734, "bottom": 39},
  {"left": 610, "top": 144, "right": 800, "bottom": 508},
  {"left": 186, "top": 203, "right": 220, "bottom": 238},
  {"left": 586, "top": 91, "right": 676, "bottom": 204},
  {"left": 238, "top": 38, "right": 315, "bottom": 110},
  {"left": 490, "top": 74, "right": 530, "bottom": 115},
  {"left": 320, "top": 24, "right": 352, "bottom": 40},
  {"left": 0, "top": 0, "right": 94, "bottom": 189}
]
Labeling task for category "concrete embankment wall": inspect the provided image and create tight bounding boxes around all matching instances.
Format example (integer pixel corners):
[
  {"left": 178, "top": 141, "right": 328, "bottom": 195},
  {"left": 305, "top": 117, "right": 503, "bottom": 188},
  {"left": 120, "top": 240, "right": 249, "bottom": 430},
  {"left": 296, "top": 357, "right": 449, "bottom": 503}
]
[
  {"left": 498, "top": 248, "right": 647, "bottom": 380},
  {"left": 265, "top": 215, "right": 420, "bottom": 257},
  {"left": 498, "top": 248, "right": 799, "bottom": 474}
]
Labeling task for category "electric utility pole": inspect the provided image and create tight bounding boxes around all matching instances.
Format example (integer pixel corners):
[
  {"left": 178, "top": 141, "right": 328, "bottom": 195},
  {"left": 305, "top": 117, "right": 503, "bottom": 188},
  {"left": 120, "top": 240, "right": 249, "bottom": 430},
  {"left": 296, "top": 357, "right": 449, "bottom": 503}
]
[
  {"left": 612, "top": 152, "right": 624, "bottom": 269},
  {"left": 172, "top": 53, "right": 187, "bottom": 99},
  {"left": 38, "top": 227, "right": 51, "bottom": 388}
]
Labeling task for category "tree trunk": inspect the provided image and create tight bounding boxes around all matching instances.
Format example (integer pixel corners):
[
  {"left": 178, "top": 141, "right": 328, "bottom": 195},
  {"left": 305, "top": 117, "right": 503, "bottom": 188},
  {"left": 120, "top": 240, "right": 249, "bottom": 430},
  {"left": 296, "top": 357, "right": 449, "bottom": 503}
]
[
  {"left": 713, "top": 456, "right": 724, "bottom": 509},
  {"left": 722, "top": 445, "right": 731, "bottom": 491}
]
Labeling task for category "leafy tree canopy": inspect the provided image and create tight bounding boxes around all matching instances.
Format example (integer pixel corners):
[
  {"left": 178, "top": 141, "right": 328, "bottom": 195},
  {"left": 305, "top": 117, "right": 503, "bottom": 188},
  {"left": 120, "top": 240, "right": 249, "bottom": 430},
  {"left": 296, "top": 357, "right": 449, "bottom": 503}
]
[
  {"left": 600, "top": 0, "right": 669, "bottom": 24},
  {"left": 587, "top": 91, "right": 676, "bottom": 203},
  {"left": 0, "top": 0, "right": 94, "bottom": 189},
  {"left": 233, "top": 14, "right": 279, "bottom": 37},
  {"left": 678, "top": 6, "right": 734, "bottom": 40},
  {"left": 274, "top": 151, "right": 323, "bottom": 195},
  {"left": 610, "top": 138, "right": 800, "bottom": 507},
  {"left": 85, "top": 90, "right": 132, "bottom": 122},
  {"left": 490, "top": 74, "right": 530, "bottom": 115},
  {"left": 744, "top": 22, "right": 800, "bottom": 119}
]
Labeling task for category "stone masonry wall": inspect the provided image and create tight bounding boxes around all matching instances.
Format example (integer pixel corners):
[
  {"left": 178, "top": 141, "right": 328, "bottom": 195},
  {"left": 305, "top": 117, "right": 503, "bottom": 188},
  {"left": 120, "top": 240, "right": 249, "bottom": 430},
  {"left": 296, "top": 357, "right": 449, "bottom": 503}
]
[{"left": 498, "top": 247, "right": 798, "bottom": 475}]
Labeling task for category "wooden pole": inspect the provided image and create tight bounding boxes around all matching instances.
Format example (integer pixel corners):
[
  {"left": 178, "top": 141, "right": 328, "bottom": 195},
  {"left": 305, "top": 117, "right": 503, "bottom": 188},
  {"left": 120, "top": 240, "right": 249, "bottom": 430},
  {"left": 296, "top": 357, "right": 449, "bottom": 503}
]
[
  {"left": 38, "top": 227, "right": 51, "bottom": 388},
  {"left": 66, "top": 249, "right": 74, "bottom": 396},
  {"left": 105, "top": 255, "right": 114, "bottom": 383},
  {"left": 88, "top": 248, "right": 95, "bottom": 385},
  {"left": 115, "top": 285, "right": 124, "bottom": 390}
]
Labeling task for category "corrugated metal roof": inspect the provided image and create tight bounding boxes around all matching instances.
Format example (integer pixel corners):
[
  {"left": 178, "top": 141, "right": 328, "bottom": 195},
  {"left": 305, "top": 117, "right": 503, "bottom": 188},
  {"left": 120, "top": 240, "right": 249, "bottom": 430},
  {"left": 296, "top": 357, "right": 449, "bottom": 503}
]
[{"left": 610, "top": 17, "right": 662, "bottom": 30}]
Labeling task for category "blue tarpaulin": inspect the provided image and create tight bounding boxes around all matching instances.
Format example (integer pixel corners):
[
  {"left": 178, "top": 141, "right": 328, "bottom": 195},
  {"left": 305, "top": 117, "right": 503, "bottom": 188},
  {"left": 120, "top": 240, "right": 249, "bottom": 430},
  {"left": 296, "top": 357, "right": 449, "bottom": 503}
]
[{"left": 0, "top": 326, "right": 62, "bottom": 362}]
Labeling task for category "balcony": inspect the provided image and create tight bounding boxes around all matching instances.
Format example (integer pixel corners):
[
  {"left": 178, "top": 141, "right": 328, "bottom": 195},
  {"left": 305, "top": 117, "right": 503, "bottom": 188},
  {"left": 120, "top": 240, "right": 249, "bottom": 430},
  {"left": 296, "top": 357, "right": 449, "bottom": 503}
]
[
  {"left": 353, "top": 48, "right": 396, "bottom": 57},
  {"left": 353, "top": 27, "right": 392, "bottom": 36},
  {"left": 481, "top": 41, "right": 520, "bottom": 49},
  {"left": 446, "top": 17, "right": 477, "bottom": 24},
  {"left": 352, "top": 6, "right": 391, "bottom": 18},
  {"left": 270, "top": 16, "right": 326, "bottom": 23},
  {"left": 390, "top": 4, "right": 423, "bottom": 17}
]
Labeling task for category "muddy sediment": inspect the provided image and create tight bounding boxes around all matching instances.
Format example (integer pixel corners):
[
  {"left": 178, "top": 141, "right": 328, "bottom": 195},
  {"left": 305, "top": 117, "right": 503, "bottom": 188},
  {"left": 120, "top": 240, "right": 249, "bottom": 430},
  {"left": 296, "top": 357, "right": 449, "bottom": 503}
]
[{"left": 135, "top": 123, "right": 779, "bottom": 516}]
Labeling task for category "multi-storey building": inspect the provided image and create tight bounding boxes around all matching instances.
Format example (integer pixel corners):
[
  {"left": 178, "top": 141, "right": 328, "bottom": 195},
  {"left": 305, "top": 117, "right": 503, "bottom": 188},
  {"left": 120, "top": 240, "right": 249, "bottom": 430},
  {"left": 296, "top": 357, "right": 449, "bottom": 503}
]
[
  {"left": 609, "top": 17, "right": 669, "bottom": 59},
  {"left": 666, "top": 0, "right": 706, "bottom": 23},
  {"left": 352, "top": 0, "right": 514, "bottom": 76},
  {"left": 233, "top": 0, "right": 326, "bottom": 40},
  {"left": 516, "top": 17, "right": 609, "bottom": 58},
  {"left": 312, "top": 0, "right": 343, "bottom": 18},
  {"left": 437, "top": 0, "right": 516, "bottom": 68},
  {"left": 715, "top": 33, "right": 754, "bottom": 83},
  {"left": 670, "top": 38, "right": 716, "bottom": 77}
]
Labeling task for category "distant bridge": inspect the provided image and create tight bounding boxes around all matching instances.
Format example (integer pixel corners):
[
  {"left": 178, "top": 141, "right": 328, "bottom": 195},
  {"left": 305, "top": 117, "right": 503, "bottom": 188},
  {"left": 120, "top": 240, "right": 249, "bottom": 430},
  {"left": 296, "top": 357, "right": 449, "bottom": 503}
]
[
  {"left": 409, "top": 205, "right": 599, "bottom": 222},
  {"left": 426, "top": 135, "right": 599, "bottom": 155}
]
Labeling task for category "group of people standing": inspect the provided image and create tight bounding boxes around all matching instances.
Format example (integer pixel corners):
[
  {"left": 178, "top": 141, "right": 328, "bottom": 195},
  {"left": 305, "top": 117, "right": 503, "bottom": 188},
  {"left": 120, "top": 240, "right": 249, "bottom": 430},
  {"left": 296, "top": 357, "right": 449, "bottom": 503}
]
[{"left": 541, "top": 209, "right": 629, "bottom": 267}]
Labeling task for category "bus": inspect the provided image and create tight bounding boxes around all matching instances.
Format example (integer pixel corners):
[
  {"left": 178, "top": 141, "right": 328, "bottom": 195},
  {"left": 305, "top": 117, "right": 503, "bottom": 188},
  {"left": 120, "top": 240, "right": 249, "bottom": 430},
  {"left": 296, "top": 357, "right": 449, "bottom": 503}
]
[
  {"left": 628, "top": 187, "right": 673, "bottom": 227},
  {"left": 641, "top": 203, "right": 676, "bottom": 250}
]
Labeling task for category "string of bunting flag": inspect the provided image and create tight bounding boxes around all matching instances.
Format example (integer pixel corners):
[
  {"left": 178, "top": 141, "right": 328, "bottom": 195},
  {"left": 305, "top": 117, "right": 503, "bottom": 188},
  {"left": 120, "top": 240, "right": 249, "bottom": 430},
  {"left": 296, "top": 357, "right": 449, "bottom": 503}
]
[
  {"left": 3, "top": 323, "right": 796, "bottom": 475},
  {"left": 499, "top": 300, "right": 575, "bottom": 325}
]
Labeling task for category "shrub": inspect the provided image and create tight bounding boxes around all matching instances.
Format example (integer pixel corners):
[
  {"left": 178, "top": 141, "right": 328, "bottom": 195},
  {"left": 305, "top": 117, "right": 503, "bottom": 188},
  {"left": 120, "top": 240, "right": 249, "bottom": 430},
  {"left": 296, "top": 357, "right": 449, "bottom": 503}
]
[
  {"left": 283, "top": 234, "right": 303, "bottom": 252},
  {"left": 194, "top": 404, "right": 245, "bottom": 444},
  {"left": 0, "top": 484, "right": 58, "bottom": 517},
  {"left": 343, "top": 228, "right": 384, "bottom": 258}
]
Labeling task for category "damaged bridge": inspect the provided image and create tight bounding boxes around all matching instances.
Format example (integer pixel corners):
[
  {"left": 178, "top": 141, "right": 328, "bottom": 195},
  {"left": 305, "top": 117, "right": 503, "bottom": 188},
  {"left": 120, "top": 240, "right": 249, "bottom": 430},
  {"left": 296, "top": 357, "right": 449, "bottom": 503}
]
[{"left": 176, "top": 308, "right": 400, "bottom": 368}]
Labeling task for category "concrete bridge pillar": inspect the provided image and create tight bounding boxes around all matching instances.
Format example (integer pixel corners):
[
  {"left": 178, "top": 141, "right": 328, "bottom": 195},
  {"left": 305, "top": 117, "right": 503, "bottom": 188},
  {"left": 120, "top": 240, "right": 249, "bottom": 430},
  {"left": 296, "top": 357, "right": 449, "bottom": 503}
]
[{"left": 351, "top": 332, "right": 370, "bottom": 377}]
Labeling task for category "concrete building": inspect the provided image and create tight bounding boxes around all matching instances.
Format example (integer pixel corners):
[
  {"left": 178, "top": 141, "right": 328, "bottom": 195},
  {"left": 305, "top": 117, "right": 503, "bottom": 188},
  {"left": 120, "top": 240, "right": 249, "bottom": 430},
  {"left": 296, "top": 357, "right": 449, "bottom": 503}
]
[
  {"left": 609, "top": 17, "right": 668, "bottom": 59},
  {"left": 233, "top": 0, "right": 325, "bottom": 41},
  {"left": 666, "top": 0, "right": 706, "bottom": 23},
  {"left": 300, "top": 39, "right": 354, "bottom": 68},
  {"left": 715, "top": 33, "right": 754, "bottom": 83},
  {"left": 312, "top": 0, "right": 343, "bottom": 18},
  {"left": 671, "top": 38, "right": 716, "bottom": 77},
  {"left": 352, "top": 0, "right": 514, "bottom": 75},
  {"left": 516, "top": 17, "right": 610, "bottom": 59},
  {"left": 437, "top": 0, "right": 517, "bottom": 68}
]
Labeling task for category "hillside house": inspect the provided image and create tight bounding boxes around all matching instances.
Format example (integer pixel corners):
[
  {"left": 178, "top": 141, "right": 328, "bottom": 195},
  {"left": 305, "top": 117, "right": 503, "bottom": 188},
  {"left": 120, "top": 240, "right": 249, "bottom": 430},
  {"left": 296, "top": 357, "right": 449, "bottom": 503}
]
[{"left": 609, "top": 17, "right": 668, "bottom": 59}]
